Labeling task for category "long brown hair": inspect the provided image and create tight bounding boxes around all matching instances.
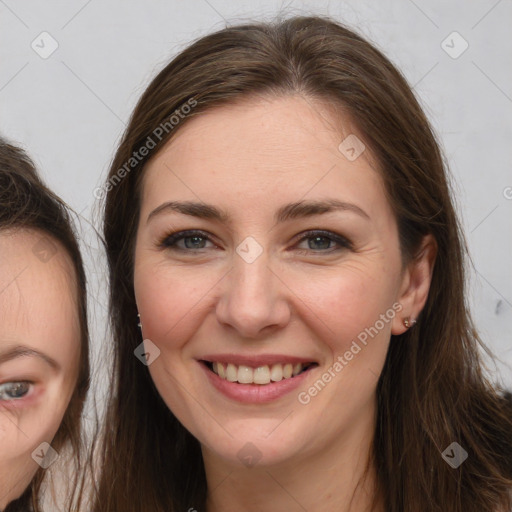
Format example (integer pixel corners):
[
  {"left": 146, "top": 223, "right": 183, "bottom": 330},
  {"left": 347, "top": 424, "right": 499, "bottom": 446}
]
[
  {"left": 96, "top": 15, "right": 512, "bottom": 511},
  {"left": 0, "top": 138, "right": 90, "bottom": 512}
]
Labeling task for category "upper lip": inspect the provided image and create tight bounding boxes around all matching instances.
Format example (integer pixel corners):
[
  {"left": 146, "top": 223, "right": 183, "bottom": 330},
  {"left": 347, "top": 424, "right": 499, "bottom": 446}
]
[{"left": 199, "top": 354, "right": 317, "bottom": 367}]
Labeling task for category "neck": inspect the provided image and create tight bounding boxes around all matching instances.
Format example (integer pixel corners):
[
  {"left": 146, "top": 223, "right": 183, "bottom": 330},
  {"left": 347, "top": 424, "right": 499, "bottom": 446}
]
[{"left": 203, "top": 403, "right": 383, "bottom": 512}]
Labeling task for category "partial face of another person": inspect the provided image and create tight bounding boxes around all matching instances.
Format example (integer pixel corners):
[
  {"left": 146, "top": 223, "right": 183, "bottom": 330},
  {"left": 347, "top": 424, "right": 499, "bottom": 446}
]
[
  {"left": 0, "top": 229, "right": 80, "bottom": 508},
  {"left": 134, "top": 94, "right": 433, "bottom": 468}
]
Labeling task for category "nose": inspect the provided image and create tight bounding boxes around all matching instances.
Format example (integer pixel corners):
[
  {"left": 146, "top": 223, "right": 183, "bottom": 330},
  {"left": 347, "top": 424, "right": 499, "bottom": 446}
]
[{"left": 215, "top": 249, "right": 291, "bottom": 339}]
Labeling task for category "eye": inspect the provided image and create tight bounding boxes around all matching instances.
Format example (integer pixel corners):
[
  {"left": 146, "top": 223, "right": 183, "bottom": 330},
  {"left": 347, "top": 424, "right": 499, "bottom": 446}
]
[
  {"left": 160, "top": 230, "right": 215, "bottom": 251},
  {"left": 294, "top": 230, "right": 353, "bottom": 254},
  {"left": 0, "top": 381, "right": 32, "bottom": 401}
]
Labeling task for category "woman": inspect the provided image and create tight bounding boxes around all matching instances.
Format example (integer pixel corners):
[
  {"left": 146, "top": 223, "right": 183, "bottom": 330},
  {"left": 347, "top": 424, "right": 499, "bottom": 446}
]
[
  {"left": 0, "top": 139, "right": 90, "bottom": 511},
  {"left": 94, "top": 15, "right": 512, "bottom": 512}
]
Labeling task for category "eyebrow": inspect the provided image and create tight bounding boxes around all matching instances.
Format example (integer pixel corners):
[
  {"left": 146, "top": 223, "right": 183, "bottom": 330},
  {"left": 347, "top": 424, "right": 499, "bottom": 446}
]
[
  {"left": 147, "top": 198, "right": 370, "bottom": 225},
  {"left": 0, "top": 345, "right": 60, "bottom": 371}
]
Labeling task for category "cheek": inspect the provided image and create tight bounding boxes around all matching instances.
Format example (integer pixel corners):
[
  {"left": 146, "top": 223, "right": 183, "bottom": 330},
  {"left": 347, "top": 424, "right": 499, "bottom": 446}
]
[
  {"left": 134, "top": 261, "right": 218, "bottom": 351},
  {"left": 291, "top": 265, "right": 398, "bottom": 351},
  {"left": 290, "top": 270, "right": 396, "bottom": 437},
  {"left": 0, "top": 401, "right": 65, "bottom": 465}
]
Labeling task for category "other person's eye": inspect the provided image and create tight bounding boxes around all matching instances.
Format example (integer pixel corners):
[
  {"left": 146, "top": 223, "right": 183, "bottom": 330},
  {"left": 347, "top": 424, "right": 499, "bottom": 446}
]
[{"left": 0, "top": 381, "right": 32, "bottom": 401}]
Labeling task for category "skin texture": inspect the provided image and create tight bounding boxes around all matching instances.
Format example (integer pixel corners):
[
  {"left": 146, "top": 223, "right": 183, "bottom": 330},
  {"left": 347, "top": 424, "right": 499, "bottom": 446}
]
[
  {"left": 0, "top": 230, "right": 80, "bottom": 509},
  {"left": 133, "top": 94, "right": 436, "bottom": 512}
]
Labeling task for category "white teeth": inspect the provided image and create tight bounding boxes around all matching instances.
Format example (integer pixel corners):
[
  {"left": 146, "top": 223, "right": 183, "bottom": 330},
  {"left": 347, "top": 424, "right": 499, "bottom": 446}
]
[
  {"left": 210, "top": 361, "right": 310, "bottom": 385},
  {"left": 270, "top": 364, "right": 283, "bottom": 382},
  {"left": 226, "top": 363, "right": 238, "bottom": 382},
  {"left": 237, "top": 365, "right": 253, "bottom": 384},
  {"left": 253, "top": 365, "right": 270, "bottom": 384}
]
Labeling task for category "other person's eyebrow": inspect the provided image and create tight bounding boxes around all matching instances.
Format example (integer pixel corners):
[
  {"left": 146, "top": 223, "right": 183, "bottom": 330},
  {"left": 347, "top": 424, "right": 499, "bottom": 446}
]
[{"left": 0, "top": 345, "right": 60, "bottom": 371}]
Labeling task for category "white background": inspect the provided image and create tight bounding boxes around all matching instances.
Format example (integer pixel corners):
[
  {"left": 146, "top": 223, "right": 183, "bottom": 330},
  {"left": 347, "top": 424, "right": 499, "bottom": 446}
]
[{"left": 1, "top": 0, "right": 511, "bottom": 393}]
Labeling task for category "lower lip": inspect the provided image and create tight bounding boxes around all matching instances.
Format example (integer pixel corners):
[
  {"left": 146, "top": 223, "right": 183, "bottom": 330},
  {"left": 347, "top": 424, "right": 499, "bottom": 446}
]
[{"left": 200, "top": 362, "right": 315, "bottom": 404}]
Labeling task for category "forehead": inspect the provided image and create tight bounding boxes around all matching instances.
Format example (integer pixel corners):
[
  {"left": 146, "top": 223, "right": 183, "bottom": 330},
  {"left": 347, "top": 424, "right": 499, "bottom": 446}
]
[
  {"left": 0, "top": 229, "right": 79, "bottom": 349},
  {"left": 141, "top": 94, "right": 389, "bottom": 221}
]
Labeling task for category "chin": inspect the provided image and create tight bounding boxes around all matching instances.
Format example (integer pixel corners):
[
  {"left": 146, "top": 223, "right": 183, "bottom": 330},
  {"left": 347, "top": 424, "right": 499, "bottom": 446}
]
[{"left": 197, "top": 417, "right": 314, "bottom": 470}]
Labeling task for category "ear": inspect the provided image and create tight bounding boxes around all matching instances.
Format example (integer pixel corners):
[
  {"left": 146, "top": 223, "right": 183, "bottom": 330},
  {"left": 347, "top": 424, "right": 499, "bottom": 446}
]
[{"left": 391, "top": 234, "right": 437, "bottom": 335}]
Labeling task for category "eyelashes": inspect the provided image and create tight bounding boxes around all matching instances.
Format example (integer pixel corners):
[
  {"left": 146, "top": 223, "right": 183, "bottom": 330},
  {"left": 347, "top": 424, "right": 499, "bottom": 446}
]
[{"left": 158, "top": 229, "right": 353, "bottom": 254}]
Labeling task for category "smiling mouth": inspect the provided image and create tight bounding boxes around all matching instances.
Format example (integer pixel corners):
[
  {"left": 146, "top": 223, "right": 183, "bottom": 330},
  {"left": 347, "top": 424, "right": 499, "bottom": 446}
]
[{"left": 201, "top": 361, "right": 318, "bottom": 385}]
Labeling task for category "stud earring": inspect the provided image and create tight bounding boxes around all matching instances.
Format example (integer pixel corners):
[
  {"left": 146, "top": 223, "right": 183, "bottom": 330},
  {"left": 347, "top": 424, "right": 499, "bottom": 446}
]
[
  {"left": 137, "top": 313, "right": 142, "bottom": 329},
  {"left": 403, "top": 317, "right": 416, "bottom": 328}
]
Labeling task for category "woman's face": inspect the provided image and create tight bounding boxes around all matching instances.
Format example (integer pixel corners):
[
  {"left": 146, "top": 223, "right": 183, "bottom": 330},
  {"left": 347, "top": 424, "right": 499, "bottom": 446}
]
[
  {"left": 0, "top": 230, "right": 80, "bottom": 507},
  {"left": 134, "top": 95, "right": 431, "bottom": 468}
]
